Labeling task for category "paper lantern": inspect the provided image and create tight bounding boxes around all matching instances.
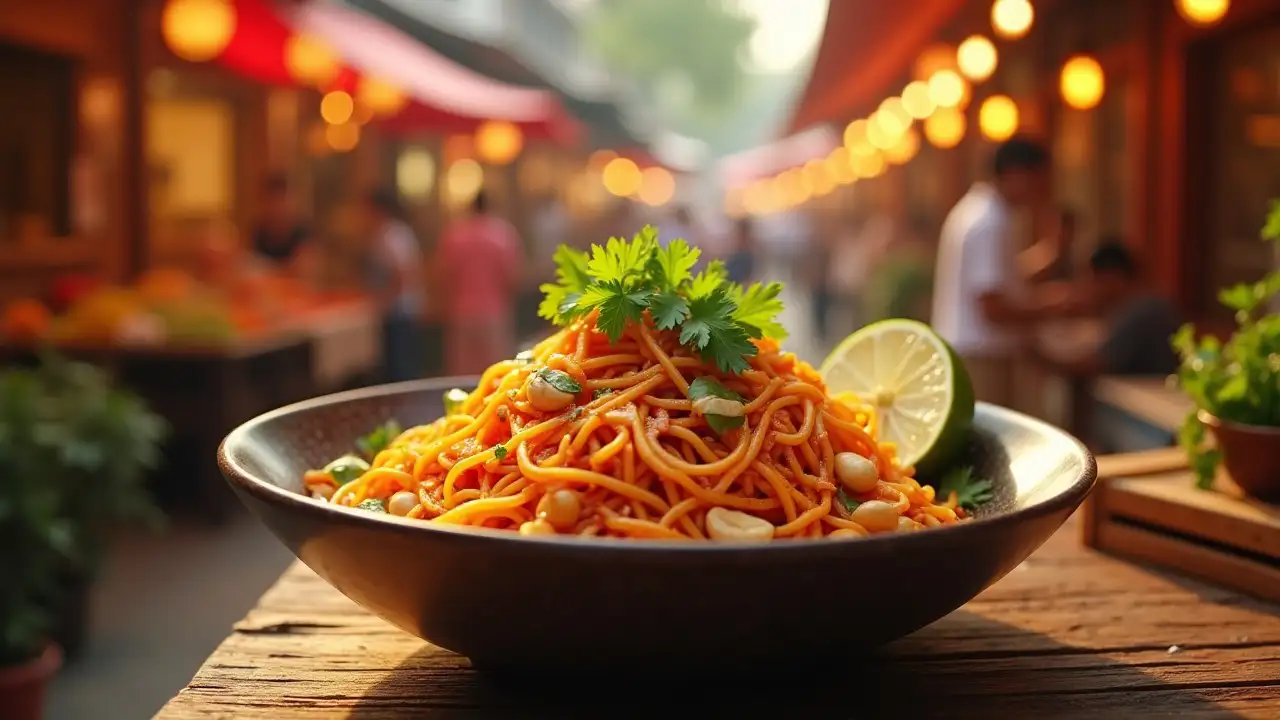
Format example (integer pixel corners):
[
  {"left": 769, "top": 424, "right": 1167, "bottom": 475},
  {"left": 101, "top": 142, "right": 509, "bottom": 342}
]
[
  {"left": 162, "top": 0, "right": 235, "bottom": 62},
  {"left": 637, "top": 167, "right": 676, "bottom": 206},
  {"left": 957, "top": 35, "right": 998, "bottom": 82},
  {"left": 992, "top": 0, "right": 1034, "bottom": 40},
  {"left": 285, "top": 33, "right": 340, "bottom": 87},
  {"left": 1060, "top": 54, "right": 1105, "bottom": 110},
  {"left": 979, "top": 95, "right": 1020, "bottom": 141},
  {"left": 601, "top": 158, "right": 642, "bottom": 197},
  {"left": 1176, "top": 0, "right": 1230, "bottom": 27},
  {"left": 475, "top": 120, "right": 524, "bottom": 165},
  {"left": 357, "top": 77, "right": 409, "bottom": 117},
  {"left": 924, "top": 107, "right": 966, "bottom": 148}
]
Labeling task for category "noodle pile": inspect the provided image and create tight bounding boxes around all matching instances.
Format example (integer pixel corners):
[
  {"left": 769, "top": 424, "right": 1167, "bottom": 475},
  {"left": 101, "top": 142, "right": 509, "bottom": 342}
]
[{"left": 304, "top": 312, "right": 967, "bottom": 540}]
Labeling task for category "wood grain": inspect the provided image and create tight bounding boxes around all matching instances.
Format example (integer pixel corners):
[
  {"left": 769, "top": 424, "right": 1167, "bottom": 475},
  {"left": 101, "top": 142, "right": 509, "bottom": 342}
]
[{"left": 157, "top": 514, "right": 1280, "bottom": 719}]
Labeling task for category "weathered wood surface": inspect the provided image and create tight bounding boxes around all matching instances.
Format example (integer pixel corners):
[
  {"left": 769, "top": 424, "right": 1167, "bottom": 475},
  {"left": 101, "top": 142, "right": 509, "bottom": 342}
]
[{"left": 159, "top": 467, "right": 1280, "bottom": 719}]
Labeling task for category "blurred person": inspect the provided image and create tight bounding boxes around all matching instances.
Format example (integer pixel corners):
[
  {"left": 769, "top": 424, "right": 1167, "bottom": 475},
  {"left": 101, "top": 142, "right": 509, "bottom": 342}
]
[
  {"left": 931, "top": 137, "right": 1058, "bottom": 407},
  {"left": 252, "top": 173, "right": 317, "bottom": 281},
  {"left": 436, "top": 190, "right": 522, "bottom": 376},
  {"left": 1022, "top": 208, "right": 1078, "bottom": 284},
  {"left": 724, "top": 217, "right": 758, "bottom": 284},
  {"left": 365, "top": 189, "right": 426, "bottom": 383},
  {"left": 1027, "top": 241, "right": 1180, "bottom": 377}
]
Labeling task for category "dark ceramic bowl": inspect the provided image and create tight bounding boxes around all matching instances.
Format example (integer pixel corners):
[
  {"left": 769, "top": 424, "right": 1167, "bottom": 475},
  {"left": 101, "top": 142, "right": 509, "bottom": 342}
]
[{"left": 219, "top": 378, "right": 1096, "bottom": 671}]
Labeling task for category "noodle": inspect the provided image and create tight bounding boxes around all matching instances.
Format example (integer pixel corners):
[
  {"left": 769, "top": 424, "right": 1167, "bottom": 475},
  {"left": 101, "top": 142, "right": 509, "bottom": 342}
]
[{"left": 305, "top": 311, "right": 968, "bottom": 540}]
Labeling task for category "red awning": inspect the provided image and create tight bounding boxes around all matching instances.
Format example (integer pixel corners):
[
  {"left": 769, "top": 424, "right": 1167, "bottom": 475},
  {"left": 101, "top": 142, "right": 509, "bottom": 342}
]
[
  {"left": 718, "top": 126, "right": 840, "bottom": 189},
  {"left": 786, "top": 0, "right": 967, "bottom": 134},
  {"left": 214, "top": 0, "right": 579, "bottom": 142}
]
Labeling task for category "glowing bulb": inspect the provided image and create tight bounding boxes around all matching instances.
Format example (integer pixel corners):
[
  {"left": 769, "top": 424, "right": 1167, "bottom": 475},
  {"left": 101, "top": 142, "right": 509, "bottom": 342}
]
[
  {"left": 319, "top": 91, "right": 353, "bottom": 125},
  {"left": 901, "top": 81, "right": 936, "bottom": 120},
  {"left": 637, "top": 167, "right": 676, "bottom": 206},
  {"left": 843, "top": 119, "right": 870, "bottom": 153},
  {"left": 1176, "top": 0, "right": 1229, "bottom": 26},
  {"left": 884, "top": 128, "right": 921, "bottom": 165},
  {"left": 1060, "top": 54, "right": 1105, "bottom": 110},
  {"left": 877, "top": 97, "right": 911, "bottom": 134},
  {"left": 446, "top": 159, "right": 485, "bottom": 207},
  {"left": 285, "top": 33, "right": 340, "bottom": 87},
  {"left": 396, "top": 148, "right": 436, "bottom": 200},
  {"left": 928, "top": 70, "right": 967, "bottom": 108},
  {"left": 601, "top": 157, "right": 642, "bottom": 197},
  {"left": 804, "top": 159, "right": 836, "bottom": 196},
  {"left": 979, "top": 95, "right": 1020, "bottom": 141},
  {"left": 992, "top": 0, "right": 1034, "bottom": 40},
  {"left": 825, "top": 147, "right": 857, "bottom": 185},
  {"left": 324, "top": 122, "right": 360, "bottom": 152},
  {"left": 475, "top": 120, "right": 524, "bottom": 165},
  {"left": 852, "top": 152, "right": 886, "bottom": 179},
  {"left": 357, "top": 77, "right": 408, "bottom": 117},
  {"left": 924, "top": 107, "right": 967, "bottom": 149},
  {"left": 957, "top": 35, "right": 998, "bottom": 82},
  {"left": 161, "top": 0, "right": 236, "bottom": 62}
]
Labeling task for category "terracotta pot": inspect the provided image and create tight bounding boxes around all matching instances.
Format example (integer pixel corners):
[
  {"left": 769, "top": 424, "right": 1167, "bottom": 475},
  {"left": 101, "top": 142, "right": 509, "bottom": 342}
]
[
  {"left": 1200, "top": 410, "right": 1280, "bottom": 500},
  {"left": 0, "top": 644, "right": 62, "bottom": 720}
]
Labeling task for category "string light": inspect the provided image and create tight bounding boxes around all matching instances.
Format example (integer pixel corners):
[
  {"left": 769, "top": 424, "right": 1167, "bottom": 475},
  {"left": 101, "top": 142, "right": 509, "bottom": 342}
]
[
  {"left": 957, "top": 35, "right": 998, "bottom": 82},
  {"left": 319, "top": 91, "right": 354, "bottom": 125},
  {"left": 446, "top": 159, "right": 484, "bottom": 207},
  {"left": 285, "top": 33, "right": 340, "bottom": 87},
  {"left": 601, "top": 157, "right": 642, "bottom": 197},
  {"left": 991, "top": 0, "right": 1034, "bottom": 40},
  {"left": 1176, "top": 0, "right": 1230, "bottom": 26},
  {"left": 1060, "top": 54, "right": 1105, "bottom": 110},
  {"left": 475, "top": 120, "right": 524, "bottom": 165},
  {"left": 825, "top": 147, "right": 857, "bottom": 185},
  {"left": 924, "top": 107, "right": 967, "bottom": 148},
  {"left": 637, "top": 167, "right": 676, "bottom": 206},
  {"left": 325, "top": 122, "right": 360, "bottom": 152},
  {"left": 928, "top": 70, "right": 968, "bottom": 108},
  {"left": 357, "top": 77, "right": 408, "bottom": 117},
  {"left": 979, "top": 95, "right": 1020, "bottom": 141},
  {"left": 161, "top": 0, "right": 235, "bottom": 62},
  {"left": 914, "top": 43, "right": 957, "bottom": 81},
  {"left": 883, "top": 128, "right": 921, "bottom": 165},
  {"left": 901, "top": 81, "right": 936, "bottom": 120}
]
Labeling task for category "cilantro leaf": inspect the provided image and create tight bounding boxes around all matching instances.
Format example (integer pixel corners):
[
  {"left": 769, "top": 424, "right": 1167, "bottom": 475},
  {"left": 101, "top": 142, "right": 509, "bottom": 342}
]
[
  {"left": 731, "top": 282, "right": 788, "bottom": 340},
  {"left": 493, "top": 444, "right": 508, "bottom": 460},
  {"left": 357, "top": 420, "right": 402, "bottom": 458},
  {"left": 649, "top": 291, "right": 689, "bottom": 330},
  {"left": 593, "top": 283, "right": 652, "bottom": 342},
  {"left": 688, "top": 260, "right": 728, "bottom": 300},
  {"left": 936, "top": 466, "right": 995, "bottom": 511},
  {"left": 647, "top": 238, "right": 700, "bottom": 291},
  {"left": 537, "top": 245, "right": 593, "bottom": 323},
  {"left": 588, "top": 232, "right": 655, "bottom": 285},
  {"left": 837, "top": 489, "right": 861, "bottom": 513}
]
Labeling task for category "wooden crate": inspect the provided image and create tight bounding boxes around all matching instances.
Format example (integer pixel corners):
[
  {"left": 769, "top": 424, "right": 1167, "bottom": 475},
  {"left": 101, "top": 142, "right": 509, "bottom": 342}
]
[{"left": 1083, "top": 448, "right": 1280, "bottom": 603}]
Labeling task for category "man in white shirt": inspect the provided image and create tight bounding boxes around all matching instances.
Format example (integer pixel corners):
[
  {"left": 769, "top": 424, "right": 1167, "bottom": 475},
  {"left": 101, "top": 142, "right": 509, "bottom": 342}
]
[{"left": 932, "top": 138, "right": 1051, "bottom": 407}]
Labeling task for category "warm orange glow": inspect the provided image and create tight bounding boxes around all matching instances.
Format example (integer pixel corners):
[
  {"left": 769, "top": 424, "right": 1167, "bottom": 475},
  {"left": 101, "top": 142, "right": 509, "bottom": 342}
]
[
  {"left": 979, "top": 95, "right": 1020, "bottom": 141},
  {"left": 724, "top": 187, "right": 746, "bottom": 217},
  {"left": 883, "top": 128, "right": 921, "bottom": 165},
  {"left": 843, "top": 119, "right": 870, "bottom": 153},
  {"left": 357, "top": 77, "right": 409, "bottom": 117},
  {"left": 804, "top": 159, "right": 836, "bottom": 196},
  {"left": 928, "top": 70, "right": 968, "bottom": 109},
  {"left": 638, "top": 167, "right": 676, "bottom": 206},
  {"left": 601, "top": 157, "right": 643, "bottom": 197},
  {"left": 852, "top": 152, "right": 886, "bottom": 179},
  {"left": 778, "top": 168, "right": 813, "bottom": 206},
  {"left": 914, "top": 43, "right": 957, "bottom": 81},
  {"left": 588, "top": 150, "right": 618, "bottom": 170},
  {"left": 1060, "top": 54, "right": 1105, "bottom": 110},
  {"left": 446, "top": 159, "right": 485, "bottom": 207},
  {"left": 325, "top": 122, "right": 360, "bottom": 152},
  {"left": 992, "top": 0, "right": 1034, "bottom": 40},
  {"left": 285, "top": 33, "right": 340, "bottom": 87},
  {"left": 877, "top": 97, "right": 911, "bottom": 134},
  {"left": 475, "top": 120, "right": 524, "bottom": 165},
  {"left": 957, "top": 35, "right": 998, "bottom": 82},
  {"left": 825, "top": 147, "right": 857, "bottom": 185},
  {"left": 444, "top": 134, "right": 473, "bottom": 165},
  {"left": 924, "top": 107, "right": 966, "bottom": 148},
  {"left": 1176, "top": 0, "right": 1230, "bottom": 26},
  {"left": 162, "top": 0, "right": 235, "bottom": 62},
  {"left": 901, "top": 81, "right": 936, "bottom": 120},
  {"left": 319, "top": 91, "right": 354, "bottom": 125}
]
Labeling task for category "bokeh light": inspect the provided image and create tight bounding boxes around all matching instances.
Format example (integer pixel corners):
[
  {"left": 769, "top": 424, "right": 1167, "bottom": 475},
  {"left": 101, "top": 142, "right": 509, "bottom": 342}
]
[
  {"left": 924, "top": 106, "right": 966, "bottom": 148},
  {"left": 1176, "top": 0, "right": 1230, "bottom": 26},
  {"left": 883, "top": 128, "right": 921, "bottom": 165},
  {"left": 901, "top": 81, "right": 936, "bottom": 120},
  {"left": 319, "top": 91, "right": 354, "bottom": 125},
  {"left": 843, "top": 119, "right": 870, "bottom": 154},
  {"left": 162, "top": 0, "right": 236, "bottom": 62},
  {"left": 804, "top": 159, "right": 836, "bottom": 196},
  {"left": 928, "top": 70, "right": 968, "bottom": 109},
  {"left": 991, "top": 0, "right": 1034, "bottom": 40},
  {"left": 852, "top": 152, "right": 887, "bottom": 179},
  {"left": 285, "top": 33, "right": 340, "bottom": 87},
  {"left": 825, "top": 147, "right": 857, "bottom": 185},
  {"left": 356, "top": 77, "right": 408, "bottom": 117},
  {"left": 1060, "top": 54, "right": 1105, "bottom": 110},
  {"left": 637, "top": 167, "right": 676, "bottom": 206},
  {"left": 475, "top": 120, "right": 524, "bottom": 165},
  {"left": 979, "top": 95, "right": 1020, "bottom": 141},
  {"left": 957, "top": 35, "right": 998, "bottom": 82},
  {"left": 601, "top": 157, "right": 643, "bottom": 197},
  {"left": 914, "top": 43, "right": 957, "bottom": 81},
  {"left": 395, "top": 148, "right": 436, "bottom": 200},
  {"left": 446, "top": 159, "right": 485, "bottom": 207},
  {"left": 324, "top": 122, "right": 360, "bottom": 152}
]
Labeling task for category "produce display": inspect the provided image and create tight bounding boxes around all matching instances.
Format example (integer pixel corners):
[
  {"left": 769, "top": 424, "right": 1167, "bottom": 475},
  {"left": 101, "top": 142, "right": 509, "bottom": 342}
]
[{"left": 1, "top": 266, "right": 360, "bottom": 350}]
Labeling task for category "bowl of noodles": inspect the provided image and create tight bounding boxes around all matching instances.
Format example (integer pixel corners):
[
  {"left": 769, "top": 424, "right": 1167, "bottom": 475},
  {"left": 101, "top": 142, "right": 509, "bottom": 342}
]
[{"left": 219, "top": 232, "right": 1095, "bottom": 671}]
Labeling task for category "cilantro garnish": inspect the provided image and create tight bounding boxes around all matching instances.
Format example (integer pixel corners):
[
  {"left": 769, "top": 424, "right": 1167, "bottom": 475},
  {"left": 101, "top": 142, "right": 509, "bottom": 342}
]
[
  {"left": 324, "top": 454, "right": 370, "bottom": 484},
  {"left": 538, "top": 228, "right": 786, "bottom": 374},
  {"left": 688, "top": 376, "right": 746, "bottom": 434},
  {"left": 357, "top": 420, "right": 402, "bottom": 458},
  {"left": 837, "top": 489, "right": 861, "bottom": 513},
  {"left": 535, "top": 367, "right": 582, "bottom": 395},
  {"left": 356, "top": 498, "right": 386, "bottom": 513},
  {"left": 936, "top": 466, "right": 995, "bottom": 511},
  {"left": 493, "top": 444, "right": 508, "bottom": 460}
]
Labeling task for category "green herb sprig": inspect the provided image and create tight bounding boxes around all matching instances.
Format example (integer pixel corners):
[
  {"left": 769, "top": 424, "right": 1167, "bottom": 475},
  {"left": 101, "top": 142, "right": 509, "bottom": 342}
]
[
  {"left": 538, "top": 227, "right": 786, "bottom": 374},
  {"left": 936, "top": 466, "right": 995, "bottom": 512},
  {"left": 1172, "top": 200, "right": 1280, "bottom": 488}
]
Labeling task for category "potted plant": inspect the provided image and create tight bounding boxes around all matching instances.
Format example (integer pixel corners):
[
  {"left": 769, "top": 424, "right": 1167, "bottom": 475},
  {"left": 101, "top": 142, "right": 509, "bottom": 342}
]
[
  {"left": 0, "top": 355, "right": 167, "bottom": 661},
  {"left": 1172, "top": 200, "right": 1280, "bottom": 499},
  {"left": 0, "top": 369, "right": 74, "bottom": 719}
]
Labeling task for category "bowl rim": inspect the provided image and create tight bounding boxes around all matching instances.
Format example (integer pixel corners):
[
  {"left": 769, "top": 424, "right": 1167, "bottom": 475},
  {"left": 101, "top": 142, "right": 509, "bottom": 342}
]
[{"left": 219, "top": 378, "right": 1098, "bottom": 554}]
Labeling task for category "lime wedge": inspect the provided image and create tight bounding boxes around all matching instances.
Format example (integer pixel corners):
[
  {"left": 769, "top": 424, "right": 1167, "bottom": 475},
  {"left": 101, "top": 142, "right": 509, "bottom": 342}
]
[{"left": 819, "top": 319, "right": 974, "bottom": 477}]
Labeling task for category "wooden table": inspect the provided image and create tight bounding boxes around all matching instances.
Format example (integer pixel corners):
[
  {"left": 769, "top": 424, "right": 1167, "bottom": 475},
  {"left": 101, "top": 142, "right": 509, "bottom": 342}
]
[{"left": 159, "top": 466, "right": 1280, "bottom": 719}]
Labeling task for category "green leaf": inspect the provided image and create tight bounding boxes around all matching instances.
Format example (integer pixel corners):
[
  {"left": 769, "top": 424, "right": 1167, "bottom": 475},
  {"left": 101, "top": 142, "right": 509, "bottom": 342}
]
[
  {"left": 324, "top": 454, "right": 371, "bottom": 484},
  {"left": 837, "top": 489, "right": 861, "bottom": 513},
  {"left": 688, "top": 260, "right": 728, "bottom": 300},
  {"left": 357, "top": 420, "right": 402, "bottom": 457},
  {"left": 536, "top": 368, "right": 582, "bottom": 395},
  {"left": 552, "top": 244, "right": 593, "bottom": 292},
  {"left": 594, "top": 284, "right": 651, "bottom": 343},
  {"left": 493, "top": 444, "right": 508, "bottom": 460},
  {"left": 649, "top": 291, "right": 689, "bottom": 330},
  {"left": 647, "top": 238, "right": 700, "bottom": 291},
  {"left": 587, "top": 232, "right": 656, "bottom": 285},
  {"left": 356, "top": 498, "right": 387, "bottom": 513},
  {"left": 688, "top": 376, "right": 747, "bottom": 432},
  {"left": 1219, "top": 283, "right": 1260, "bottom": 314},
  {"left": 936, "top": 466, "right": 995, "bottom": 511},
  {"left": 730, "top": 281, "right": 788, "bottom": 340},
  {"left": 1263, "top": 199, "right": 1280, "bottom": 241}
]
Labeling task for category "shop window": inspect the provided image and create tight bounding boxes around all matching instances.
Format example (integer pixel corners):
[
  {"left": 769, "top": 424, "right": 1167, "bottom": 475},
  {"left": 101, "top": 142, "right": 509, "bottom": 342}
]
[{"left": 0, "top": 42, "right": 73, "bottom": 244}]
